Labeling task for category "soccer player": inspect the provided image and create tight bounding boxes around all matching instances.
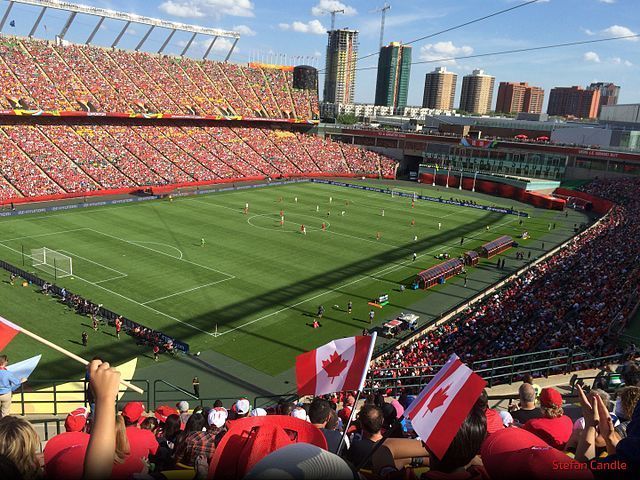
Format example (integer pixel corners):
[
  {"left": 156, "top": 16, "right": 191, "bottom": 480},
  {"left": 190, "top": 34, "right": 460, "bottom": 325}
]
[
  {"left": 369, "top": 310, "right": 375, "bottom": 324},
  {"left": 411, "top": 200, "right": 415, "bottom": 208},
  {"left": 486, "top": 225, "right": 490, "bottom": 231},
  {"left": 280, "top": 209, "right": 284, "bottom": 217},
  {"left": 92, "top": 314, "right": 99, "bottom": 332},
  {"left": 317, "top": 305, "right": 324, "bottom": 319},
  {"left": 301, "top": 224, "right": 307, "bottom": 235},
  {"left": 414, "top": 235, "right": 418, "bottom": 242},
  {"left": 438, "top": 222, "right": 442, "bottom": 230},
  {"left": 81, "top": 331, "right": 88, "bottom": 347},
  {"left": 411, "top": 219, "right": 415, "bottom": 226},
  {"left": 412, "top": 252, "right": 417, "bottom": 262},
  {"left": 381, "top": 209, "right": 385, "bottom": 217},
  {"left": 329, "top": 196, "right": 333, "bottom": 204},
  {"left": 460, "top": 236, "right": 464, "bottom": 245},
  {"left": 280, "top": 215, "right": 285, "bottom": 226},
  {"left": 341, "top": 210, "right": 345, "bottom": 216},
  {"left": 115, "top": 316, "right": 122, "bottom": 339},
  {"left": 347, "top": 301, "right": 353, "bottom": 314},
  {"left": 294, "top": 197, "right": 298, "bottom": 203},
  {"left": 153, "top": 345, "right": 160, "bottom": 362},
  {"left": 316, "top": 205, "right": 319, "bottom": 212},
  {"left": 321, "top": 222, "right": 326, "bottom": 231},
  {"left": 9, "top": 273, "right": 16, "bottom": 285},
  {"left": 244, "top": 202, "right": 249, "bottom": 214},
  {"left": 376, "top": 232, "right": 381, "bottom": 241}
]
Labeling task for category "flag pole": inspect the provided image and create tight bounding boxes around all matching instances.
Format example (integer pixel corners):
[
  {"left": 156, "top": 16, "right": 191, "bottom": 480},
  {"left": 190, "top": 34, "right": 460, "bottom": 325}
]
[
  {"left": 336, "top": 331, "right": 377, "bottom": 456},
  {"left": 8, "top": 319, "right": 144, "bottom": 395}
]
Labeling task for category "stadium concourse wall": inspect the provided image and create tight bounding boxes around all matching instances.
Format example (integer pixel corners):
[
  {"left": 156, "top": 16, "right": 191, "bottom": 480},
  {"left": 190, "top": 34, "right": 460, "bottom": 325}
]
[
  {"left": 553, "top": 187, "right": 614, "bottom": 215},
  {"left": 0, "top": 175, "right": 394, "bottom": 212},
  {"left": 419, "top": 172, "right": 566, "bottom": 211}
]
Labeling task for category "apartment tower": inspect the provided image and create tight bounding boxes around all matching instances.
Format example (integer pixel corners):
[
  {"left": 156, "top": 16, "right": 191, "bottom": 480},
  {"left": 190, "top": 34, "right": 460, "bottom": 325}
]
[
  {"left": 323, "top": 29, "right": 359, "bottom": 104},
  {"left": 459, "top": 69, "right": 495, "bottom": 115},
  {"left": 422, "top": 66, "right": 457, "bottom": 110},
  {"left": 374, "top": 42, "right": 412, "bottom": 110}
]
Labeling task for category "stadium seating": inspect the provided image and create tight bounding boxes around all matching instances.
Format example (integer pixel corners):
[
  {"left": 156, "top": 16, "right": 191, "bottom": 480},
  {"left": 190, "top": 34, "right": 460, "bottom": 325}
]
[
  {"left": 0, "top": 37, "right": 319, "bottom": 119},
  {"left": 372, "top": 177, "right": 640, "bottom": 386}
]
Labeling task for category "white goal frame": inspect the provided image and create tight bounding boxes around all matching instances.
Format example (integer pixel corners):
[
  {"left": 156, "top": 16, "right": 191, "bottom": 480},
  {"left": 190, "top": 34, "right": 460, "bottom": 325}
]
[{"left": 31, "top": 247, "right": 73, "bottom": 279}]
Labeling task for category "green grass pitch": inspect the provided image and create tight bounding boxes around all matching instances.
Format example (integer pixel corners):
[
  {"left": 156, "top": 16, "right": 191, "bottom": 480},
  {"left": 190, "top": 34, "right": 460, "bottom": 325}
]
[{"left": 0, "top": 180, "right": 588, "bottom": 390}]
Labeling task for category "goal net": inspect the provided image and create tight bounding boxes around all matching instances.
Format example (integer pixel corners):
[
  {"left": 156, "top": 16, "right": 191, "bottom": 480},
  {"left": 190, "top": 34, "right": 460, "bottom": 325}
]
[{"left": 31, "top": 247, "right": 73, "bottom": 279}]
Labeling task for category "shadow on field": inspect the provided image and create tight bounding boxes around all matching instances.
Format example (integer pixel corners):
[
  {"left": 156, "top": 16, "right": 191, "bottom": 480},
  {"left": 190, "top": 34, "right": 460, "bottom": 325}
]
[{"left": 35, "top": 211, "right": 503, "bottom": 382}]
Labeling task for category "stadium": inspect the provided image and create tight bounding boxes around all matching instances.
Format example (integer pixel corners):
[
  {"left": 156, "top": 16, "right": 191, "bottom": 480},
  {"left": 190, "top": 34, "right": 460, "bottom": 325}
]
[{"left": 0, "top": 0, "right": 638, "bottom": 479}]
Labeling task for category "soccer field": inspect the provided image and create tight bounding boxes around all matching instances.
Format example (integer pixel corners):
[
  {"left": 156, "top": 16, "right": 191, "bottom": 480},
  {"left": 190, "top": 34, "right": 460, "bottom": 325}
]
[{"left": 0, "top": 180, "right": 586, "bottom": 388}]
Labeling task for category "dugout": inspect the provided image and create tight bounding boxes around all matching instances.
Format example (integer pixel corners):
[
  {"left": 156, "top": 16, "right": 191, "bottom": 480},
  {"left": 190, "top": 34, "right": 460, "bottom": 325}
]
[
  {"left": 415, "top": 258, "right": 464, "bottom": 290},
  {"left": 481, "top": 236, "right": 514, "bottom": 259},
  {"left": 463, "top": 251, "right": 480, "bottom": 267}
]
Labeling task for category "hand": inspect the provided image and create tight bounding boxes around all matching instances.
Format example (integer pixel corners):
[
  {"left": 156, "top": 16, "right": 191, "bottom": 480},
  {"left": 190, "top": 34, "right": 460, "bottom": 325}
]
[
  {"left": 88, "top": 360, "right": 121, "bottom": 403},
  {"left": 508, "top": 403, "right": 520, "bottom": 412},
  {"left": 594, "top": 394, "right": 620, "bottom": 451},
  {"left": 577, "top": 385, "right": 595, "bottom": 427},
  {"left": 195, "top": 455, "right": 209, "bottom": 480},
  {"left": 20, "top": 377, "right": 27, "bottom": 383}
]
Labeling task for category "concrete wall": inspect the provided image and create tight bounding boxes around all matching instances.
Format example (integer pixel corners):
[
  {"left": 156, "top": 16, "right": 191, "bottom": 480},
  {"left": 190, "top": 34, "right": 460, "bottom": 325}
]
[{"left": 551, "top": 126, "right": 613, "bottom": 147}]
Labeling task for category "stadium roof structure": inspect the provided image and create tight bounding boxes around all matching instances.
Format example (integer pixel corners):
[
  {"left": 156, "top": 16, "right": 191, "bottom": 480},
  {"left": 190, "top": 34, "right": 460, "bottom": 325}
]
[{"left": 0, "top": 0, "right": 241, "bottom": 60}]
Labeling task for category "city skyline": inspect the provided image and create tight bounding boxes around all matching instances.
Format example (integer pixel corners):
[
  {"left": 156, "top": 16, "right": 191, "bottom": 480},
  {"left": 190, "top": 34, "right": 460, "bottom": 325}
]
[{"left": 0, "top": 0, "right": 637, "bottom": 109}]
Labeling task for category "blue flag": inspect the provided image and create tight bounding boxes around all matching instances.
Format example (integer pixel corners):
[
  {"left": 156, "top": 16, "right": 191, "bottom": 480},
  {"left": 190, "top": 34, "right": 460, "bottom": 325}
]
[{"left": 7, "top": 355, "right": 41, "bottom": 390}]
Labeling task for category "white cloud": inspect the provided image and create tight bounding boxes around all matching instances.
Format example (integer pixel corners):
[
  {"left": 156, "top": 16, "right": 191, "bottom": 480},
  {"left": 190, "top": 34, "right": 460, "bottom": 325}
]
[
  {"left": 159, "top": 0, "right": 254, "bottom": 19},
  {"left": 233, "top": 24, "right": 256, "bottom": 36},
  {"left": 311, "top": 0, "right": 357, "bottom": 17},
  {"left": 598, "top": 0, "right": 616, "bottom": 4},
  {"left": 583, "top": 51, "right": 601, "bottom": 63},
  {"left": 177, "top": 37, "right": 237, "bottom": 54},
  {"left": 601, "top": 25, "right": 638, "bottom": 41},
  {"left": 419, "top": 41, "right": 473, "bottom": 65},
  {"left": 314, "top": 51, "right": 322, "bottom": 57},
  {"left": 279, "top": 19, "right": 326, "bottom": 35},
  {"left": 611, "top": 57, "right": 633, "bottom": 66}
]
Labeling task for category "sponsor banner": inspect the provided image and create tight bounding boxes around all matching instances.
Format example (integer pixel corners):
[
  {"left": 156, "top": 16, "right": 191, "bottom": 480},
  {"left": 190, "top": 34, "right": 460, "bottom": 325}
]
[{"left": 311, "top": 179, "right": 527, "bottom": 217}]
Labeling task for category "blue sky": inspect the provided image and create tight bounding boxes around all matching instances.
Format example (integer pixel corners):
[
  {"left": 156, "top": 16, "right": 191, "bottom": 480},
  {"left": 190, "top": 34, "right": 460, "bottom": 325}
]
[{"left": 1, "top": 0, "right": 638, "bottom": 108}]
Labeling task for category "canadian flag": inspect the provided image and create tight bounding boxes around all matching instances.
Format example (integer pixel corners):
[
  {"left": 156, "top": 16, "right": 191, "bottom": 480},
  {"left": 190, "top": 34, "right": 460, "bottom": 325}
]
[
  {"left": 404, "top": 354, "right": 486, "bottom": 460},
  {"left": 0, "top": 315, "right": 21, "bottom": 350},
  {"left": 296, "top": 333, "right": 377, "bottom": 396}
]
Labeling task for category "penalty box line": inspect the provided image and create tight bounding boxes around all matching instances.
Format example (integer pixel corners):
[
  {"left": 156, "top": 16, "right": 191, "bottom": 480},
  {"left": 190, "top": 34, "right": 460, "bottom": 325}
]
[
  {"left": 217, "top": 216, "right": 517, "bottom": 337},
  {"left": 0, "top": 240, "right": 219, "bottom": 338}
]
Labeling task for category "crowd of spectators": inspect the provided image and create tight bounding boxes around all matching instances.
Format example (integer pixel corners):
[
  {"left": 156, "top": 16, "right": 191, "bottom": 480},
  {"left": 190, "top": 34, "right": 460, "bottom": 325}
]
[
  {"left": 0, "top": 122, "right": 397, "bottom": 202},
  {"left": 372, "top": 177, "right": 640, "bottom": 386},
  {"left": 0, "top": 37, "right": 318, "bottom": 120},
  {"left": 1, "top": 357, "right": 639, "bottom": 479}
]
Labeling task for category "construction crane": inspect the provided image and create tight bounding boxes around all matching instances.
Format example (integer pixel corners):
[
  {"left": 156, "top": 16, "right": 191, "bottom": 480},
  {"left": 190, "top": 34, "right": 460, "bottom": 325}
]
[
  {"left": 323, "top": 8, "right": 344, "bottom": 31},
  {"left": 374, "top": 3, "right": 391, "bottom": 49}
]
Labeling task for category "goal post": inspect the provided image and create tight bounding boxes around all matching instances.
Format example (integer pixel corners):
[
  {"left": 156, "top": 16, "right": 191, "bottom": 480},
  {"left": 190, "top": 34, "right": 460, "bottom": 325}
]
[{"left": 31, "top": 247, "right": 73, "bottom": 280}]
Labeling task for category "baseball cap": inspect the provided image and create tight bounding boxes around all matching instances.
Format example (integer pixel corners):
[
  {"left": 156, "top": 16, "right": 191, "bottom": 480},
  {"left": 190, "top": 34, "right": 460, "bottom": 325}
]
[
  {"left": 207, "top": 416, "right": 328, "bottom": 479},
  {"left": 44, "top": 432, "right": 90, "bottom": 480},
  {"left": 251, "top": 408, "right": 268, "bottom": 417},
  {"left": 208, "top": 407, "right": 228, "bottom": 428},
  {"left": 177, "top": 401, "right": 190, "bottom": 412},
  {"left": 290, "top": 407, "right": 309, "bottom": 422},
  {"left": 539, "top": 387, "right": 563, "bottom": 408},
  {"left": 155, "top": 405, "right": 179, "bottom": 423},
  {"left": 245, "top": 443, "right": 354, "bottom": 480},
  {"left": 481, "top": 427, "right": 593, "bottom": 479},
  {"left": 235, "top": 398, "right": 251, "bottom": 415},
  {"left": 64, "top": 407, "right": 88, "bottom": 432},
  {"left": 121, "top": 401, "right": 145, "bottom": 423}
]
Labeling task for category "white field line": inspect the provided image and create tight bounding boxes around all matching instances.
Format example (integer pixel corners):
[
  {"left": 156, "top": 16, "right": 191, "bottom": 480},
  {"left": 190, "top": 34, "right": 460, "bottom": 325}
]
[
  {"left": 141, "top": 278, "right": 234, "bottom": 305},
  {"left": 217, "top": 216, "right": 517, "bottom": 336},
  {"left": 129, "top": 241, "right": 184, "bottom": 260},
  {"left": 0, "top": 227, "right": 89, "bottom": 243},
  {"left": 58, "top": 249, "right": 127, "bottom": 277},
  {"left": 85, "top": 228, "right": 235, "bottom": 280},
  {"left": 94, "top": 275, "right": 129, "bottom": 284},
  {"left": 0, "top": 241, "right": 217, "bottom": 337}
]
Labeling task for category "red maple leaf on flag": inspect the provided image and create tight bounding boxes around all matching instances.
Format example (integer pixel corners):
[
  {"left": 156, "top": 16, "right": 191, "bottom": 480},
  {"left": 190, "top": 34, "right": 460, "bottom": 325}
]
[
  {"left": 321, "top": 351, "right": 349, "bottom": 383},
  {"left": 423, "top": 384, "right": 451, "bottom": 416}
]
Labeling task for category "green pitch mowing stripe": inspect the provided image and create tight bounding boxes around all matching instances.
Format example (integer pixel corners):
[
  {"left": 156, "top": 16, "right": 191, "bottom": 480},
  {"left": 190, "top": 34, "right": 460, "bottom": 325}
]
[{"left": 0, "top": 182, "right": 592, "bottom": 386}]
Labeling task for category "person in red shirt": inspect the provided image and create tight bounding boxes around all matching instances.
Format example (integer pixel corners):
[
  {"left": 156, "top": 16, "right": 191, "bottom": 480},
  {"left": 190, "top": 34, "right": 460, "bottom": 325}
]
[
  {"left": 115, "top": 317, "right": 122, "bottom": 340},
  {"left": 477, "top": 390, "right": 504, "bottom": 435},
  {"left": 153, "top": 345, "right": 160, "bottom": 362},
  {"left": 118, "top": 402, "right": 158, "bottom": 477},
  {"left": 523, "top": 387, "right": 573, "bottom": 449},
  {"left": 338, "top": 395, "right": 355, "bottom": 426}
]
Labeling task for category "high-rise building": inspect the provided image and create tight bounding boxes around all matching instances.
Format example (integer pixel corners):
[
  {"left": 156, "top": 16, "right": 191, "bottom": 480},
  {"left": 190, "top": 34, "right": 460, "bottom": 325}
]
[
  {"left": 374, "top": 42, "right": 412, "bottom": 110},
  {"left": 459, "top": 69, "right": 495, "bottom": 114},
  {"left": 547, "top": 86, "right": 601, "bottom": 119},
  {"left": 588, "top": 82, "right": 621, "bottom": 116},
  {"left": 323, "top": 29, "right": 359, "bottom": 104},
  {"left": 422, "top": 66, "right": 457, "bottom": 110},
  {"left": 495, "top": 82, "right": 544, "bottom": 114}
]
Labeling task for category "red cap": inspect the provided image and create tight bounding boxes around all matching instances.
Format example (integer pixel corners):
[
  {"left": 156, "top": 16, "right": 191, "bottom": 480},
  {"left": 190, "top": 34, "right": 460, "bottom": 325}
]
[
  {"left": 539, "top": 387, "right": 563, "bottom": 408},
  {"left": 154, "top": 405, "right": 179, "bottom": 423},
  {"left": 44, "top": 432, "right": 90, "bottom": 480},
  {"left": 481, "top": 428, "right": 593, "bottom": 479},
  {"left": 64, "top": 407, "right": 88, "bottom": 432},
  {"left": 122, "top": 401, "right": 145, "bottom": 423},
  {"left": 208, "top": 416, "right": 328, "bottom": 479}
]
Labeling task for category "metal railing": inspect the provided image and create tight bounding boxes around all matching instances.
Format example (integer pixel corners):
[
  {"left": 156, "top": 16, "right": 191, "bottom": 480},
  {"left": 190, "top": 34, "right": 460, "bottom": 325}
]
[{"left": 12, "top": 379, "right": 150, "bottom": 416}]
